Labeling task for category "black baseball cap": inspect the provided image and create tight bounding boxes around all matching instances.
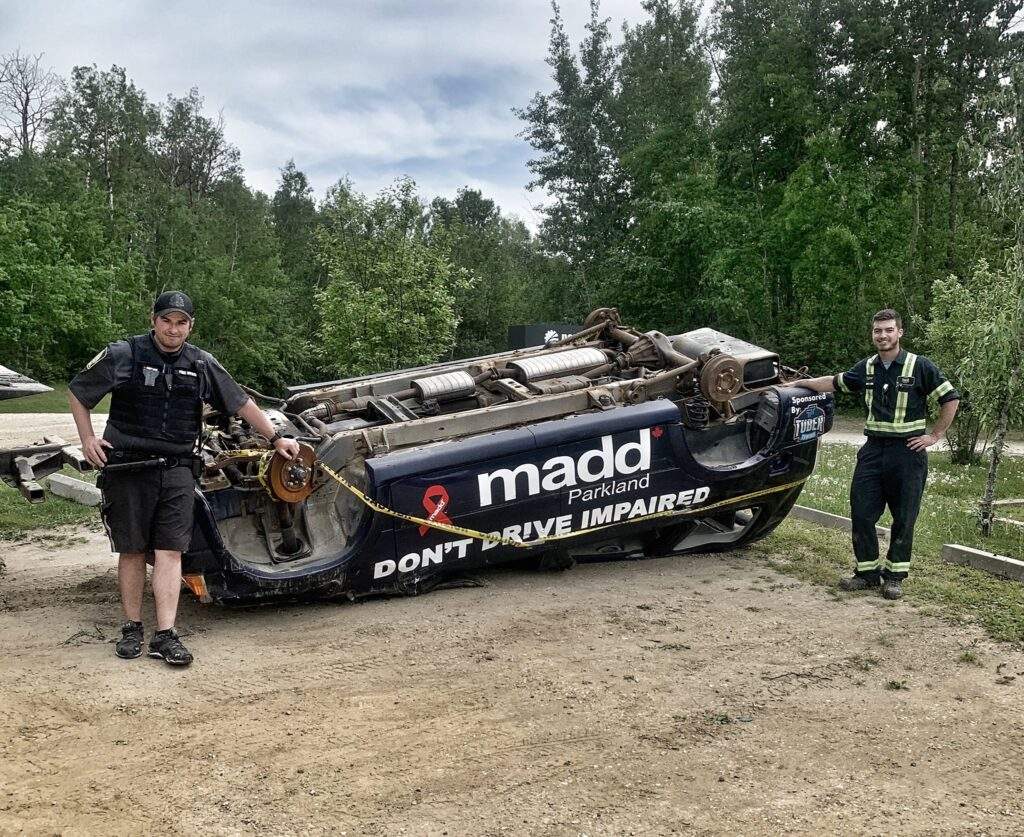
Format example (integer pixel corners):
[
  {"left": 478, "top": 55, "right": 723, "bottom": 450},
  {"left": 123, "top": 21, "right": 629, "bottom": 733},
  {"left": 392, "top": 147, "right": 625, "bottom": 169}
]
[{"left": 153, "top": 290, "right": 194, "bottom": 320}]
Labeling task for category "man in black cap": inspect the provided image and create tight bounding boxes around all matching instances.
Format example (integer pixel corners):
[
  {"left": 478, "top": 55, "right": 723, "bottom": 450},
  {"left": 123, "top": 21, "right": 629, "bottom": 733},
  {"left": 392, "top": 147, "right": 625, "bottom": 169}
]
[{"left": 68, "top": 291, "right": 300, "bottom": 666}]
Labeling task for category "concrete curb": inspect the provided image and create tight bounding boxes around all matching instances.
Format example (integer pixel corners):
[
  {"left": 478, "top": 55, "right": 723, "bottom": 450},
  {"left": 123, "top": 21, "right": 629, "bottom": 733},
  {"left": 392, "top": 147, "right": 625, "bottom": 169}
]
[
  {"left": 791, "top": 505, "right": 889, "bottom": 539},
  {"left": 47, "top": 473, "right": 102, "bottom": 507},
  {"left": 941, "top": 544, "right": 1024, "bottom": 582},
  {"left": 791, "top": 506, "right": 1024, "bottom": 584}
]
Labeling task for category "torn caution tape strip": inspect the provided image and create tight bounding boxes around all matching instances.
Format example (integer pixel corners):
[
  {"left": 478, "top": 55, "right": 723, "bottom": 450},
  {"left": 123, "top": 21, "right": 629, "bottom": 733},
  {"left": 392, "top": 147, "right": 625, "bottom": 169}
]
[{"left": 318, "top": 460, "right": 807, "bottom": 549}]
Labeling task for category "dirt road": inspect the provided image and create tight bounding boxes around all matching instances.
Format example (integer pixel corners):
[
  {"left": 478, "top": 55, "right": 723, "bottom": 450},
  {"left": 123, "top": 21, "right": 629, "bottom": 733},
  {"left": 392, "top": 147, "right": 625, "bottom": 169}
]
[
  {"left": 0, "top": 413, "right": 106, "bottom": 447},
  {"left": 2, "top": 522, "right": 1022, "bottom": 835}
]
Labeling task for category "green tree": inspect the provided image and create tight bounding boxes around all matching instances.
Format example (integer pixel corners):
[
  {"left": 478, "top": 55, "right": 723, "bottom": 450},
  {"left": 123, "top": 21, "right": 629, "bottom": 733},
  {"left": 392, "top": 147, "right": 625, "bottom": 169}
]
[
  {"left": 929, "top": 65, "right": 1024, "bottom": 531},
  {"left": 429, "top": 188, "right": 542, "bottom": 357},
  {"left": 516, "top": 1, "right": 627, "bottom": 311},
  {"left": 271, "top": 160, "right": 323, "bottom": 381},
  {"left": 272, "top": 160, "right": 320, "bottom": 287},
  {"left": 315, "top": 178, "right": 472, "bottom": 376},
  {"left": 929, "top": 258, "right": 1023, "bottom": 529},
  {"left": 154, "top": 88, "right": 241, "bottom": 205},
  {"left": 603, "top": 0, "right": 715, "bottom": 332},
  {"left": 48, "top": 65, "right": 159, "bottom": 217},
  {"left": 0, "top": 192, "right": 129, "bottom": 379}
]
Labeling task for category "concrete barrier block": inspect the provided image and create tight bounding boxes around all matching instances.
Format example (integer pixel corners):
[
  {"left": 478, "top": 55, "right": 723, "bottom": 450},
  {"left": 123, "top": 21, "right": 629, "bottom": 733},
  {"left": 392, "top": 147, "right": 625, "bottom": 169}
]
[
  {"left": 47, "top": 473, "right": 102, "bottom": 507},
  {"left": 941, "top": 544, "right": 1024, "bottom": 582},
  {"left": 791, "top": 505, "right": 889, "bottom": 538}
]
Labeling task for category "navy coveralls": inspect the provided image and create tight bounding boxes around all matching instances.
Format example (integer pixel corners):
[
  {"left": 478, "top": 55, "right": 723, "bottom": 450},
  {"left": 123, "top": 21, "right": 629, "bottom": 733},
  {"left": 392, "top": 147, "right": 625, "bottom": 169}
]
[{"left": 834, "top": 350, "right": 959, "bottom": 580}]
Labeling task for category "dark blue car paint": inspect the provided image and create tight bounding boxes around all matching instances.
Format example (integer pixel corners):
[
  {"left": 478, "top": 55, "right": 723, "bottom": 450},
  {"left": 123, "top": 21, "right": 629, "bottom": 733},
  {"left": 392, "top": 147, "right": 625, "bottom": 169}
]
[{"left": 183, "top": 389, "right": 833, "bottom": 603}]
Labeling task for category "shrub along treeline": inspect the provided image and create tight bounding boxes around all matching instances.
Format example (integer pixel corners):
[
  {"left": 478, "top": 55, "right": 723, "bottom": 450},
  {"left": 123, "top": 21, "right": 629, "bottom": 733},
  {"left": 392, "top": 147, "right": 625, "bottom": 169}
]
[{"left": 0, "top": 0, "right": 1021, "bottom": 396}]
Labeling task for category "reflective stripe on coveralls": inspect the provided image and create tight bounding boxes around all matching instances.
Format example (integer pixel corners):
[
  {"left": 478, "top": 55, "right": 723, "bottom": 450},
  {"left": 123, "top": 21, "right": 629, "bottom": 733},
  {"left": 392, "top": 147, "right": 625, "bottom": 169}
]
[{"left": 864, "top": 353, "right": 926, "bottom": 435}]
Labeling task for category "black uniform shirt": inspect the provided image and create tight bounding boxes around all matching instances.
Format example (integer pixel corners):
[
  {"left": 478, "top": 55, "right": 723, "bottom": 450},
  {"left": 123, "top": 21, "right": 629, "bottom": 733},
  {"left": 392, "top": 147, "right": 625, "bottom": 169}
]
[
  {"left": 70, "top": 333, "right": 248, "bottom": 415},
  {"left": 833, "top": 349, "right": 959, "bottom": 438}
]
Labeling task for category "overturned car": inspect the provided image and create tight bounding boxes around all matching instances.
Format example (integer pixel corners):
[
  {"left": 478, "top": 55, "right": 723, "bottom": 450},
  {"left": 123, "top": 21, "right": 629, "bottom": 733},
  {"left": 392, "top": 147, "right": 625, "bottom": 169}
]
[{"left": 2, "top": 309, "right": 832, "bottom": 603}]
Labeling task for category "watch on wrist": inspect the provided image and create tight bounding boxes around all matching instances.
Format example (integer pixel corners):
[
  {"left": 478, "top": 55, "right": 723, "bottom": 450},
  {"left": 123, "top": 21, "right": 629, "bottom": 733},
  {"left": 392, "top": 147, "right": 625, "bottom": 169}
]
[{"left": 268, "top": 430, "right": 284, "bottom": 444}]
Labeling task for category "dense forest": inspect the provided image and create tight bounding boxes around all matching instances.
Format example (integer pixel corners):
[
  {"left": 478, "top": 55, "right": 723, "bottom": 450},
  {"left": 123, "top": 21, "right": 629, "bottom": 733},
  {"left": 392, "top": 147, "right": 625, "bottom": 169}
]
[{"left": 0, "top": 0, "right": 1021, "bottom": 397}]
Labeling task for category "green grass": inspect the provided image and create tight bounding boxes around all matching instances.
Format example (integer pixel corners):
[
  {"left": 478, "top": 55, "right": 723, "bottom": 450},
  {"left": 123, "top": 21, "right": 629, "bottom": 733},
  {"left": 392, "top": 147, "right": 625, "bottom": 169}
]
[
  {"left": 0, "top": 466, "right": 100, "bottom": 541},
  {"left": 0, "top": 383, "right": 109, "bottom": 414},
  {"left": 957, "top": 649, "right": 982, "bottom": 666},
  {"left": 754, "top": 443, "right": 1024, "bottom": 645},
  {"left": 798, "top": 443, "right": 1024, "bottom": 560}
]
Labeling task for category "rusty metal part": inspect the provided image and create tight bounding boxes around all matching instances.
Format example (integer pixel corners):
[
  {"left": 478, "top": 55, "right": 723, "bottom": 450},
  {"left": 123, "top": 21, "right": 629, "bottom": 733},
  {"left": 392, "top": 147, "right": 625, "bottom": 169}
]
[
  {"left": 273, "top": 502, "right": 305, "bottom": 558},
  {"left": 544, "top": 318, "right": 613, "bottom": 348},
  {"left": 700, "top": 353, "right": 744, "bottom": 403},
  {"left": 527, "top": 375, "right": 592, "bottom": 396},
  {"left": 618, "top": 331, "right": 697, "bottom": 371},
  {"left": 301, "top": 400, "right": 338, "bottom": 422},
  {"left": 643, "top": 358, "right": 700, "bottom": 388},
  {"left": 583, "top": 307, "right": 620, "bottom": 330},
  {"left": 493, "top": 378, "right": 533, "bottom": 401},
  {"left": 584, "top": 362, "right": 615, "bottom": 379},
  {"left": 266, "top": 442, "right": 317, "bottom": 503},
  {"left": 608, "top": 326, "right": 640, "bottom": 348},
  {"left": 622, "top": 380, "right": 648, "bottom": 405},
  {"left": 210, "top": 448, "right": 265, "bottom": 471}
]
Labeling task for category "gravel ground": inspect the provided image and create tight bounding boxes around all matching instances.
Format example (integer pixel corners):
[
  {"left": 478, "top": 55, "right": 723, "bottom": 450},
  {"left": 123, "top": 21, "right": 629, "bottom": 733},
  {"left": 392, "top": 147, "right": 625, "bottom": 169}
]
[
  {"left": 2, "top": 413, "right": 1023, "bottom": 833},
  {"left": 1, "top": 527, "right": 1022, "bottom": 834}
]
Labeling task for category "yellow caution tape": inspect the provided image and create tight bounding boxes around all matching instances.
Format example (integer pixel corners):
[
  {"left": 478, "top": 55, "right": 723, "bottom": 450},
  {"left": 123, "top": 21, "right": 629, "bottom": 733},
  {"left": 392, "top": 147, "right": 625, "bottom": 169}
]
[
  {"left": 219, "top": 445, "right": 808, "bottom": 549},
  {"left": 318, "top": 460, "right": 808, "bottom": 549}
]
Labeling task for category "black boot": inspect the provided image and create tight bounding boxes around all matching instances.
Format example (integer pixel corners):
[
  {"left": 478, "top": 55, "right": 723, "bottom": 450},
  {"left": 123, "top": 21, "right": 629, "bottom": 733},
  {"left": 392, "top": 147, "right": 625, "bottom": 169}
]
[
  {"left": 838, "top": 575, "right": 880, "bottom": 591},
  {"left": 882, "top": 578, "right": 904, "bottom": 600},
  {"left": 115, "top": 620, "right": 144, "bottom": 659},
  {"left": 148, "top": 628, "right": 194, "bottom": 666}
]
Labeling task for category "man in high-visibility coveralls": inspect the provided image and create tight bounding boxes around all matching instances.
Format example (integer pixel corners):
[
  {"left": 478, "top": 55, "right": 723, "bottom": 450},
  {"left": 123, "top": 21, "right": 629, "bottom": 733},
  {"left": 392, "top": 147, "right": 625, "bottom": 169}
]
[{"left": 786, "top": 309, "right": 960, "bottom": 600}]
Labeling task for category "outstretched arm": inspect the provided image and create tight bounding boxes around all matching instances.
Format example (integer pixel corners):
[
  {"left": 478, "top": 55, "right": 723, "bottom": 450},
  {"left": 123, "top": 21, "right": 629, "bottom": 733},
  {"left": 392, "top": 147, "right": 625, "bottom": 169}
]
[
  {"left": 781, "top": 375, "right": 837, "bottom": 393},
  {"left": 235, "top": 398, "right": 301, "bottom": 460}
]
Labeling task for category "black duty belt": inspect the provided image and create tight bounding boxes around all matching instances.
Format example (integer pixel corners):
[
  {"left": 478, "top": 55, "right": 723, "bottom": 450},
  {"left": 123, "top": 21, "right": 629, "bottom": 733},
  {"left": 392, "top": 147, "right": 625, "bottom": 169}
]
[
  {"left": 103, "top": 457, "right": 168, "bottom": 473},
  {"left": 103, "top": 452, "right": 196, "bottom": 473}
]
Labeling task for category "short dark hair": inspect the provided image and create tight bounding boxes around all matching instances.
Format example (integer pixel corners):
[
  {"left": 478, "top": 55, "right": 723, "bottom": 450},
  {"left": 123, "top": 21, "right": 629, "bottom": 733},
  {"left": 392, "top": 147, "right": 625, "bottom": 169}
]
[{"left": 872, "top": 308, "right": 902, "bottom": 329}]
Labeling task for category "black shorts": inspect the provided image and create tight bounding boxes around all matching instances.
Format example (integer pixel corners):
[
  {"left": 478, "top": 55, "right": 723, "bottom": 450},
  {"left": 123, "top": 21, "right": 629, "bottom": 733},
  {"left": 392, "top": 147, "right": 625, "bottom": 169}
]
[{"left": 98, "top": 465, "right": 197, "bottom": 553}]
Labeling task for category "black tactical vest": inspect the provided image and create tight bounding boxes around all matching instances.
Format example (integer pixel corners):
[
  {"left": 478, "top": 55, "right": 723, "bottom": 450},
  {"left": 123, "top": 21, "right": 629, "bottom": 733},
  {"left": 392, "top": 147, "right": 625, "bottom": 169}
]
[{"left": 107, "top": 334, "right": 206, "bottom": 446}]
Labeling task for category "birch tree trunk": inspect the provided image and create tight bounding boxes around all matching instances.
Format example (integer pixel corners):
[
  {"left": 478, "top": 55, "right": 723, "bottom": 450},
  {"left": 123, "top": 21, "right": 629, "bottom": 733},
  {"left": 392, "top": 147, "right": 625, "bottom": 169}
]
[{"left": 979, "top": 364, "right": 1020, "bottom": 535}]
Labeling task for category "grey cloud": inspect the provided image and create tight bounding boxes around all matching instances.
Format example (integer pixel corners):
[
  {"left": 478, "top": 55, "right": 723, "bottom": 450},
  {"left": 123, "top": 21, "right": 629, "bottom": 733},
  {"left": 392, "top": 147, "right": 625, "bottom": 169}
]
[{"left": 3, "top": 0, "right": 647, "bottom": 225}]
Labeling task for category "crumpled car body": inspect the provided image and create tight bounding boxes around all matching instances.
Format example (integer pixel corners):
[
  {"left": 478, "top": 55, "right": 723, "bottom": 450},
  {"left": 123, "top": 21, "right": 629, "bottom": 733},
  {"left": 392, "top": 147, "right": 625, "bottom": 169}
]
[{"left": 2, "top": 309, "right": 833, "bottom": 603}]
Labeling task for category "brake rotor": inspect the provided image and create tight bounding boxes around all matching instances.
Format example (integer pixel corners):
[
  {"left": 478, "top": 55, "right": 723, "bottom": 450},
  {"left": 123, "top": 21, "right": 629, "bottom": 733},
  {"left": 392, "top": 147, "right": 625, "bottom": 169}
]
[
  {"left": 700, "top": 353, "right": 743, "bottom": 404},
  {"left": 266, "top": 442, "right": 317, "bottom": 503}
]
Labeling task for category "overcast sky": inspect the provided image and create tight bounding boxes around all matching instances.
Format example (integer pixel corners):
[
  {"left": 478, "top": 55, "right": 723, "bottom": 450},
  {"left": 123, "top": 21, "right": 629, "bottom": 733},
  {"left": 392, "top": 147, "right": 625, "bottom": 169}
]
[{"left": 2, "top": 1, "right": 647, "bottom": 228}]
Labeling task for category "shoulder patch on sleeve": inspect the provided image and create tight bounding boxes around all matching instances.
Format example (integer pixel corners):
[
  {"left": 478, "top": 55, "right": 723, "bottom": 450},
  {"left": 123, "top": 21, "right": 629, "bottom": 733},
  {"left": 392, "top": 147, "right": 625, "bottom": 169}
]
[{"left": 85, "top": 348, "right": 108, "bottom": 370}]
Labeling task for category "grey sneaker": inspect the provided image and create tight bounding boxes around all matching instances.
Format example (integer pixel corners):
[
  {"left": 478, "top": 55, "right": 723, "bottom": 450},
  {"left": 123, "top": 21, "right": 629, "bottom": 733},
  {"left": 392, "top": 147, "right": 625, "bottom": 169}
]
[
  {"left": 882, "top": 579, "right": 903, "bottom": 600},
  {"left": 115, "top": 620, "right": 144, "bottom": 659},
  {"left": 148, "top": 628, "right": 194, "bottom": 667},
  {"left": 838, "top": 575, "right": 879, "bottom": 591}
]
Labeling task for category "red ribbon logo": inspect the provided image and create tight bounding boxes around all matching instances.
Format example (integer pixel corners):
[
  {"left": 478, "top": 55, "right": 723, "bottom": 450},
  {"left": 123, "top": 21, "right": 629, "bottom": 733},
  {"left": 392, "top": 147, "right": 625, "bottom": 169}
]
[{"left": 420, "top": 484, "right": 453, "bottom": 536}]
